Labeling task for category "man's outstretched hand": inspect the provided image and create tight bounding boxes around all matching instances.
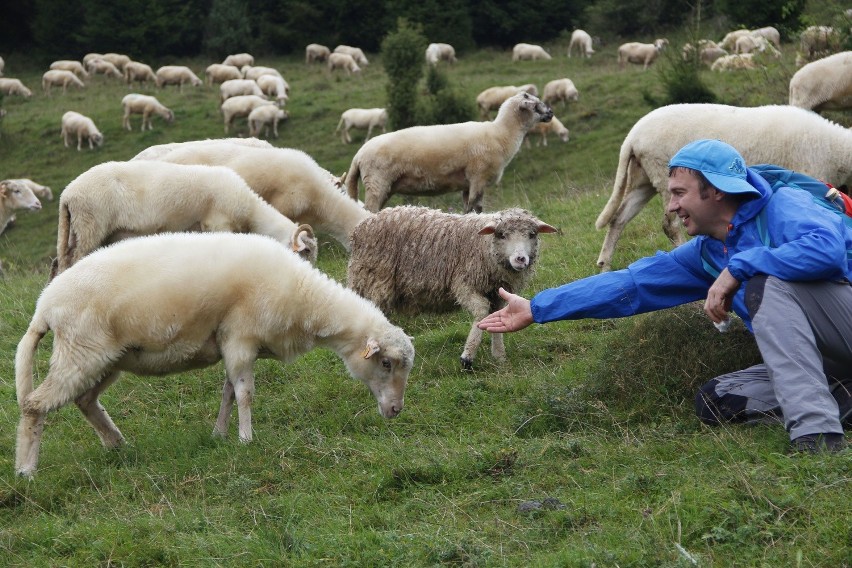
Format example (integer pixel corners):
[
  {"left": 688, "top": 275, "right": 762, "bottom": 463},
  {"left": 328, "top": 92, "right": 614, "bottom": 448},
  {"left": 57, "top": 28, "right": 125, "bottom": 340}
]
[{"left": 477, "top": 287, "right": 534, "bottom": 333}]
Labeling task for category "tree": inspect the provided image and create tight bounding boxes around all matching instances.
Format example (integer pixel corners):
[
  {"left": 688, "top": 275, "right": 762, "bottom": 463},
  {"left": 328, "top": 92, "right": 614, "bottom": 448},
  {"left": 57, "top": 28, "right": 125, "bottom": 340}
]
[
  {"left": 204, "top": 0, "right": 253, "bottom": 59},
  {"left": 382, "top": 19, "right": 428, "bottom": 130}
]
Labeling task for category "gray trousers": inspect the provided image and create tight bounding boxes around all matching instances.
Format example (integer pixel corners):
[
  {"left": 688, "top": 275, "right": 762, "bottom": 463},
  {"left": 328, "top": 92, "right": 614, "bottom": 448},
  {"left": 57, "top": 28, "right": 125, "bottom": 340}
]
[{"left": 696, "top": 275, "right": 852, "bottom": 440}]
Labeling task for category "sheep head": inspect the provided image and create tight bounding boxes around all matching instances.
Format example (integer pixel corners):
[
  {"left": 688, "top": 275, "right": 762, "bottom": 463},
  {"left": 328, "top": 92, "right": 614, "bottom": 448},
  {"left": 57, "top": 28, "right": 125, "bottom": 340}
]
[{"left": 479, "top": 209, "right": 558, "bottom": 272}]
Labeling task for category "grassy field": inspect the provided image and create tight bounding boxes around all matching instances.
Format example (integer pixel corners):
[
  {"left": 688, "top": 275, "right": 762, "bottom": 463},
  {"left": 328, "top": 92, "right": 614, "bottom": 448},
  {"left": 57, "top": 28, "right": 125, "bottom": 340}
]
[{"left": 0, "top": 29, "right": 850, "bottom": 567}]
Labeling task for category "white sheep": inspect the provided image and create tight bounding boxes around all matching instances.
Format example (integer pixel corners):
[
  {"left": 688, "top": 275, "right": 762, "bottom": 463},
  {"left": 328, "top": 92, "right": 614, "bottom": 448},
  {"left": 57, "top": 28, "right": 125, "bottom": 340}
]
[
  {"left": 49, "top": 60, "right": 88, "bottom": 79},
  {"left": 248, "top": 104, "right": 288, "bottom": 138},
  {"left": 0, "top": 179, "right": 41, "bottom": 236},
  {"left": 335, "top": 108, "right": 387, "bottom": 144},
  {"left": 82, "top": 53, "right": 103, "bottom": 67},
  {"left": 345, "top": 92, "right": 554, "bottom": 214},
  {"left": 512, "top": 43, "right": 552, "bottom": 61},
  {"left": 205, "top": 63, "right": 242, "bottom": 85},
  {"left": 52, "top": 160, "right": 317, "bottom": 276},
  {"left": 60, "top": 111, "right": 103, "bottom": 151},
  {"left": 305, "top": 43, "right": 331, "bottom": 64},
  {"left": 348, "top": 206, "right": 556, "bottom": 369},
  {"left": 618, "top": 38, "right": 668, "bottom": 70},
  {"left": 0, "top": 78, "right": 32, "bottom": 98},
  {"left": 219, "top": 78, "right": 265, "bottom": 102},
  {"left": 734, "top": 34, "right": 780, "bottom": 57},
  {"left": 711, "top": 53, "right": 758, "bottom": 71},
  {"left": 121, "top": 93, "right": 174, "bottom": 131},
  {"left": 799, "top": 26, "right": 839, "bottom": 61},
  {"left": 750, "top": 26, "right": 781, "bottom": 49},
  {"left": 131, "top": 137, "right": 274, "bottom": 161},
  {"left": 719, "top": 29, "right": 752, "bottom": 51},
  {"left": 220, "top": 94, "right": 276, "bottom": 133},
  {"left": 14, "top": 231, "right": 415, "bottom": 478},
  {"left": 152, "top": 142, "right": 373, "bottom": 250},
  {"left": 524, "top": 116, "right": 569, "bottom": 147},
  {"left": 123, "top": 61, "right": 157, "bottom": 85},
  {"left": 241, "top": 65, "right": 283, "bottom": 81},
  {"left": 475, "top": 84, "right": 539, "bottom": 119},
  {"left": 156, "top": 65, "right": 202, "bottom": 91},
  {"left": 87, "top": 58, "right": 123, "bottom": 79},
  {"left": 594, "top": 103, "right": 852, "bottom": 271},
  {"left": 2, "top": 178, "right": 53, "bottom": 201},
  {"left": 425, "top": 43, "right": 457, "bottom": 65},
  {"left": 541, "top": 78, "right": 579, "bottom": 107},
  {"left": 789, "top": 51, "right": 852, "bottom": 113},
  {"left": 333, "top": 45, "right": 369, "bottom": 66},
  {"left": 101, "top": 53, "right": 131, "bottom": 71},
  {"left": 222, "top": 52, "right": 254, "bottom": 68},
  {"left": 255, "top": 74, "right": 290, "bottom": 105},
  {"left": 328, "top": 52, "right": 361, "bottom": 76},
  {"left": 568, "top": 29, "right": 595, "bottom": 58},
  {"left": 41, "top": 70, "right": 85, "bottom": 95}
]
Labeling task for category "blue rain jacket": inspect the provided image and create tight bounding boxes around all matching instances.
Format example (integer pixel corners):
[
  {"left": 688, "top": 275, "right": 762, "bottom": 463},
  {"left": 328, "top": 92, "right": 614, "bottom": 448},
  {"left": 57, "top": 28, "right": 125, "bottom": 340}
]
[{"left": 531, "top": 168, "right": 852, "bottom": 331}]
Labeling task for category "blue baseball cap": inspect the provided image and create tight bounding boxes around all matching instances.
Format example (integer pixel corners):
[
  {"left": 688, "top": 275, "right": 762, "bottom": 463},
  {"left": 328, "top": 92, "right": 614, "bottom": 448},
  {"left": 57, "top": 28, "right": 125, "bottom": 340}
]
[{"left": 669, "top": 139, "right": 761, "bottom": 197}]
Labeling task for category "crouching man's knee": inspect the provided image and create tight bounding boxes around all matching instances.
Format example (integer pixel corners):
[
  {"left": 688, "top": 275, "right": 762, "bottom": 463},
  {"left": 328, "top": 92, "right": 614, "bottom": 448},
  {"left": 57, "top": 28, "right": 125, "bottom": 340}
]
[
  {"left": 745, "top": 274, "right": 768, "bottom": 318},
  {"left": 695, "top": 378, "right": 749, "bottom": 425}
]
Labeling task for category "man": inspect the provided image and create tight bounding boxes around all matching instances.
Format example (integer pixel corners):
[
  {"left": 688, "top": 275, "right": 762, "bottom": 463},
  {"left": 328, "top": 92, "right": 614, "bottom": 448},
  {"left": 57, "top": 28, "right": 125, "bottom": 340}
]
[{"left": 478, "top": 139, "right": 852, "bottom": 453}]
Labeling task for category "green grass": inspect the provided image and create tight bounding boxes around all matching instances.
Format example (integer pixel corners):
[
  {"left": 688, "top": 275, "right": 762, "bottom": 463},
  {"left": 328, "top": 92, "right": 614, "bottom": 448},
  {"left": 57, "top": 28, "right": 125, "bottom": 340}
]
[{"left": 1, "top": 34, "right": 851, "bottom": 567}]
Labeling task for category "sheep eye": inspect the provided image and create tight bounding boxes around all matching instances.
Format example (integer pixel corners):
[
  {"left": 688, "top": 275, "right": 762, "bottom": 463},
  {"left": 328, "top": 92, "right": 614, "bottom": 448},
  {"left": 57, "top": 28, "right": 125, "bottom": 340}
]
[
  {"left": 381, "top": 358, "right": 392, "bottom": 369},
  {"left": 495, "top": 231, "right": 506, "bottom": 239},
  {"left": 528, "top": 231, "right": 537, "bottom": 239}
]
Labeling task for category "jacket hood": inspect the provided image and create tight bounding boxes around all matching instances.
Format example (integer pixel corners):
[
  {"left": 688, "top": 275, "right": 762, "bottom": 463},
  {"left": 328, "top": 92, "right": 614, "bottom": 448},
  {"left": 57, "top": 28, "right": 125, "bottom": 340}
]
[{"left": 729, "top": 167, "right": 773, "bottom": 226}]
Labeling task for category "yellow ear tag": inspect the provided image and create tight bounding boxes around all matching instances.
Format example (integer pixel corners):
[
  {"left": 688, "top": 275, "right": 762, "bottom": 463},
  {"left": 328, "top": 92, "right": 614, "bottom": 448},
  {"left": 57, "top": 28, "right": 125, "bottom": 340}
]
[{"left": 362, "top": 346, "right": 371, "bottom": 358}]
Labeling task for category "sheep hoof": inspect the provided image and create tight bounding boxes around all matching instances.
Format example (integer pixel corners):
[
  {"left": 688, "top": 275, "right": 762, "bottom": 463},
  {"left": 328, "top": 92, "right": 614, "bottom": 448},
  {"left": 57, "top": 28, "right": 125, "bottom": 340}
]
[{"left": 460, "top": 357, "right": 474, "bottom": 372}]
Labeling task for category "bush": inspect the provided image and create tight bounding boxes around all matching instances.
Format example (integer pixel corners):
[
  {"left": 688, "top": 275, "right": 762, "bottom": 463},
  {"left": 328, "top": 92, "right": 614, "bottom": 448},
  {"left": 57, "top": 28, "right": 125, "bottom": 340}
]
[
  {"left": 656, "top": 46, "right": 717, "bottom": 105},
  {"left": 203, "top": 0, "right": 253, "bottom": 59},
  {"left": 382, "top": 18, "right": 428, "bottom": 130},
  {"left": 416, "top": 66, "right": 475, "bottom": 125}
]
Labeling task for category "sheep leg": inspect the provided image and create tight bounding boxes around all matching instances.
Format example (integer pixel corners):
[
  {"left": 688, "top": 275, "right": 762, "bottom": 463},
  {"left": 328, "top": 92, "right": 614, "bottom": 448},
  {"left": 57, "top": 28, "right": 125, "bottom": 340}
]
[
  {"left": 595, "top": 184, "right": 657, "bottom": 271},
  {"left": 74, "top": 370, "right": 125, "bottom": 448},
  {"left": 222, "top": 344, "right": 257, "bottom": 443},
  {"left": 660, "top": 188, "right": 685, "bottom": 245},
  {"left": 464, "top": 179, "right": 487, "bottom": 214},
  {"left": 15, "top": 410, "right": 46, "bottom": 478},
  {"left": 365, "top": 124, "right": 374, "bottom": 142},
  {"left": 77, "top": 132, "right": 83, "bottom": 151},
  {"left": 458, "top": 290, "right": 494, "bottom": 370},
  {"left": 213, "top": 376, "right": 235, "bottom": 438}
]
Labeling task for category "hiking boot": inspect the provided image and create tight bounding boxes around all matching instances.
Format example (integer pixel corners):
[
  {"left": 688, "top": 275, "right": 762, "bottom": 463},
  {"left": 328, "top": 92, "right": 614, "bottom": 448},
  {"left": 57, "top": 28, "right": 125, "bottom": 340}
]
[{"left": 790, "top": 433, "right": 847, "bottom": 454}]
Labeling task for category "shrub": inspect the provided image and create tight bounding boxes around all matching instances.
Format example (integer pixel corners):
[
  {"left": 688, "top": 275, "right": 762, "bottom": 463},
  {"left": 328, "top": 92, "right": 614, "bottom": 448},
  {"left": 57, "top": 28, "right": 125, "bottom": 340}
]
[{"left": 381, "top": 18, "right": 428, "bottom": 130}]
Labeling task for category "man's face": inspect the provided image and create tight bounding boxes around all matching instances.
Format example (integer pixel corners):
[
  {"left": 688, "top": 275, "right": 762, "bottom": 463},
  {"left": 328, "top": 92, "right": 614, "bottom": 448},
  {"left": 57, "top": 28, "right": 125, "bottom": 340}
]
[{"left": 667, "top": 169, "right": 722, "bottom": 238}]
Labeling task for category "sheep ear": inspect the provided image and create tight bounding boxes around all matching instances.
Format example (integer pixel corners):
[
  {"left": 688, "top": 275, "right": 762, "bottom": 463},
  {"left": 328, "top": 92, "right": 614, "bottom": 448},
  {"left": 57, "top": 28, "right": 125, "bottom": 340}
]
[
  {"left": 537, "top": 222, "right": 559, "bottom": 234},
  {"left": 361, "top": 338, "right": 381, "bottom": 359},
  {"left": 478, "top": 224, "right": 496, "bottom": 235},
  {"left": 0, "top": 182, "right": 7, "bottom": 197}
]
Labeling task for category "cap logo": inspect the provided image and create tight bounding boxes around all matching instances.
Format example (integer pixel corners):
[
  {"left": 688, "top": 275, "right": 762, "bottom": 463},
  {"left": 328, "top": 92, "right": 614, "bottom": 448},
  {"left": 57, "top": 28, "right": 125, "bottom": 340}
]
[{"left": 728, "top": 158, "right": 745, "bottom": 176}]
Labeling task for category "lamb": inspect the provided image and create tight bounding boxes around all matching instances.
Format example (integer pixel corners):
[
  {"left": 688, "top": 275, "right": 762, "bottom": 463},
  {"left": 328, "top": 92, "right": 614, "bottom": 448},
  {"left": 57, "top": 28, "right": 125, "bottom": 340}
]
[
  {"left": 123, "top": 61, "right": 157, "bottom": 85},
  {"left": 220, "top": 95, "right": 276, "bottom": 133},
  {"left": 0, "top": 179, "right": 41, "bottom": 236},
  {"left": 618, "top": 38, "right": 668, "bottom": 70},
  {"left": 425, "top": 43, "right": 457, "bottom": 65},
  {"left": 156, "top": 65, "right": 203, "bottom": 91},
  {"left": 41, "top": 70, "right": 85, "bottom": 95},
  {"left": 594, "top": 103, "right": 852, "bottom": 271},
  {"left": 328, "top": 53, "right": 361, "bottom": 76},
  {"left": 335, "top": 108, "right": 387, "bottom": 144},
  {"left": 0, "top": 78, "right": 32, "bottom": 98},
  {"left": 49, "top": 60, "right": 88, "bottom": 79},
  {"left": 711, "top": 53, "right": 758, "bottom": 71},
  {"left": 345, "top": 92, "right": 554, "bottom": 214},
  {"left": 541, "top": 78, "right": 579, "bottom": 107},
  {"left": 219, "top": 78, "right": 265, "bottom": 103},
  {"left": 333, "top": 45, "right": 369, "bottom": 66},
  {"left": 789, "top": 51, "right": 852, "bottom": 113},
  {"left": 524, "top": 116, "right": 569, "bottom": 147},
  {"left": 512, "top": 43, "right": 552, "bottom": 61},
  {"left": 2, "top": 178, "right": 53, "bottom": 201},
  {"left": 248, "top": 104, "right": 288, "bottom": 138},
  {"left": 152, "top": 142, "right": 373, "bottom": 250},
  {"left": 348, "top": 206, "right": 556, "bottom": 369},
  {"left": 60, "top": 111, "right": 103, "bottom": 151},
  {"left": 568, "top": 29, "right": 595, "bottom": 58},
  {"left": 52, "top": 160, "right": 318, "bottom": 276},
  {"left": 101, "top": 53, "right": 131, "bottom": 71},
  {"left": 87, "top": 58, "right": 123, "bottom": 79},
  {"left": 121, "top": 93, "right": 174, "bottom": 131},
  {"left": 205, "top": 63, "right": 242, "bottom": 85},
  {"left": 255, "top": 73, "right": 290, "bottom": 105},
  {"left": 476, "top": 84, "right": 539, "bottom": 119},
  {"left": 305, "top": 43, "right": 331, "bottom": 64},
  {"left": 222, "top": 52, "right": 254, "bottom": 68},
  {"left": 131, "top": 137, "right": 274, "bottom": 161},
  {"left": 14, "top": 231, "right": 415, "bottom": 478}
]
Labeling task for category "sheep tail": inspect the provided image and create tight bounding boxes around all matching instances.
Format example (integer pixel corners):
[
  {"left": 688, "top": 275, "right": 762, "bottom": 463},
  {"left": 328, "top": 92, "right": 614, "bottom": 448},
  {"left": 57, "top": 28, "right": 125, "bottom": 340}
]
[
  {"left": 16, "top": 320, "right": 47, "bottom": 404},
  {"left": 595, "top": 140, "right": 633, "bottom": 230},
  {"left": 334, "top": 116, "right": 344, "bottom": 134},
  {"left": 345, "top": 156, "right": 361, "bottom": 201},
  {"left": 52, "top": 201, "right": 72, "bottom": 280}
]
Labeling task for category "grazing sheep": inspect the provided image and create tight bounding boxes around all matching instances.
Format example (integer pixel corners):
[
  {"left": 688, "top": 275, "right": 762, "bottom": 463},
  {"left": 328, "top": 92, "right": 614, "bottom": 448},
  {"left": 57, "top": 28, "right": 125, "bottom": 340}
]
[
  {"left": 87, "top": 58, "right": 123, "bottom": 79},
  {"left": 345, "top": 92, "right": 554, "bottom": 213},
  {"left": 220, "top": 94, "right": 276, "bottom": 134},
  {"left": 121, "top": 93, "right": 174, "bottom": 131},
  {"left": 425, "top": 43, "right": 457, "bottom": 65},
  {"left": 719, "top": 29, "right": 752, "bottom": 51},
  {"left": 789, "top": 51, "right": 852, "bottom": 113},
  {"left": 568, "top": 30, "right": 595, "bottom": 58},
  {"left": 0, "top": 179, "right": 41, "bottom": 236},
  {"left": 751, "top": 26, "right": 781, "bottom": 49},
  {"left": 328, "top": 52, "right": 361, "bottom": 76},
  {"left": 476, "top": 84, "right": 539, "bottom": 119},
  {"left": 305, "top": 43, "right": 331, "bottom": 64},
  {"left": 41, "top": 70, "right": 85, "bottom": 95},
  {"left": 241, "top": 65, "right": 283, "bottom": 81},
  {"left": 799, "top": 26, "right": 839, "bottom": 62},
  {"left": 512, "top": 43, "right": 552, "bottom": 61},
  {"left": 219, "top": 78, "right": 265, "bottom": 102},
  {"left": 255, "top": 74, "right": 289, "bottom": 106},
  {"left": 541, "top": 78, "right": 579, "bottom": 107},
  {"left": 248, "top": 104, "right": 288, "bottom": 138},
  {"left": 14, "top": 231, "right": 415, "bottom": 478},
  {"left": 205, "top": 63, "right": 242, "bottom": 85},
  {"left": 0, "top": 78, "right": 32, "bottom": 98},
  {"left": 123, "top": 61, "right": 157, "bottom": 85},
  {"left": 334, "top": 45, "right": 369, "bottom": 66},
  {"left": 618, "top": 39, "right": 668, "bottom": 70},
  {"left": 60, "top": 111, "right": 103, "bottom": 151},
  {"left": 698, "top": 45, "right": 728, "bottom": 66},
  {"left": 131, "top": 137, "right": 274, "bottom": 161},
  {"left": 335, "top": 108, "right": 387, "bottom": 144},
  {"left": 153, "top": 142, "right": 372, "bottom": 249},
  {"left": 734, "top": 34, "right": 780, "bottom": 57},
  {"left": 222, "top": 52, "right": 254, "bottom": 68},
  {"left": 49, "top": 60, "right": 88, "bottom": 79},
  {"left": 52, "top": 160, "right": 317, "bottom": 276},
  {"left": 156, "top": 65, "right": 202, "bottom": 91},
  {"left": 3, "top": 179, "right": 53, "bottom": 202},
  {"left": 82, "top": 53, "right": 103, "bottom": 67},
  {"left": 711, "top": 53, "right": 758, "bottom": 71},
  {"left": 524, "top": 116, "right": 569, "bottom": 147},
  {"left": 594, "top": 103, "right": 852, "bottom": 271},
  {"left": 348, "top": 206, "right": 556, "bottom": 369},
  {"left": 101, "top": 53, "right": 131, "bottom": 71}
]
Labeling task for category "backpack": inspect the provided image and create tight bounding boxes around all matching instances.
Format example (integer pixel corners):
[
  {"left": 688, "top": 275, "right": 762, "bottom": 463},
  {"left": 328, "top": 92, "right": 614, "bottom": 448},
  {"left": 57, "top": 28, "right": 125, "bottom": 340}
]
[{"left": 700, "top": 164, "right": 852, "bottom": 278}]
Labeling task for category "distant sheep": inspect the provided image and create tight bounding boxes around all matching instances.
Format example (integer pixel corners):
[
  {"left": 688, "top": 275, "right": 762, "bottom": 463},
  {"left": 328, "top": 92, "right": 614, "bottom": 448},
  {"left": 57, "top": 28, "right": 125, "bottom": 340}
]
[
  {"left": 711, "top": 53, "right": 758, "bottom": 71},
  {"left": 205, "top": 63, "right": 242, "bottom": 85},
  {"left": 594, "top": 103, "right": 852, "bottom": 271},
  {"left": 751, "top": 26, "right": 781, "bottom": 49},
  {"left": 568, "top": 30, "right": 594, "bottom": 58},
  {"left": 345, "top": 92, "right": 554, "bottom": 213},
  {"left": 101, "top": 53, "right": 131, "bottom": 71},
  {"left": 49, "top": 60, "right": 88, "bottom": 79},
  {"left": 799, "top": 26, "right": 839, "bottom": 62},
  {"left": 328, "top": 53, "right": 361, "bottom": 76},
  {"left": 789, "top": 51, "right": 852, "bottom": 113},
  {"left": 305, "top": 43, "right": 331, "bottom": 64},
  {"left": 52, "top": 160, "right": 318, "bottom": 276},
  {"left": 222, "top": 52, "right": 254, "bottom": 68},
  {"left": 60, "top": 111, "right": 103, "bottom": 151},
  {"left": 219, "top": 79, "right": 265, "bottom": 102},
  {"left": 1, "top": 179, "right": 42, "bottom": 235},
  {"left": 123, "top": 61, "right": 157, "bottom": 86},
  {"left": 348, "top": 206, "right": 556, "bottom": 368},
  {"left": 425, "top": 43, "right": 457, "bottom": 65},
  {"left": 512, "top": 43, "right": 552, "bottom": 61},
  {"left": 618, "top": 39, "right": 668, "bottom": 70},
  {"left": 82, "top": 53, "right": 103, "bottom": 68},
  {"left": 121, "top": 94, "right": 174, "bottom": 131},
  {"left": 334, "top": 45, "right": 369, "bottom": 66},
  {"left": 156, "top": 65, "right": 202, "bottom": 91},
  {"left": 735, "top": 34, "right": 780, "bottom": 57},
  {"left": 0, "top": 78, "right": 32, "bottom": 98},
  {"left": 220, "top": 95, "right": 276, "bottom": 133},
  {"left": 719, "top": 29, "right": 752, "bottom": 51},
  {"left": 3, "top": 179, "right": 52, "bottom": 202},
  {"left": 335, "top": 108, "right": 387, "bottom": 144},
  {"left": 541, "top": 78, "right": 579, "bottom": 107},
  {"left": 248, "top": 104, "right": 288, "bottom": 138},
  {"left": 524, "top": 116, "right": 569, "bottom": 147},
  {"left": 241, "top": 65, "right": 283, "bottom": 81},
  {"left": 255, "top": 74, "right": 289, "bottom": 106},
  {"left": 41, "top": 70, "right": 84, "bottom": 95},
  {"left": 15, "top": 231, "right": 415, "bottom": 478},
  {"left": 476, "top": 84, "right": 538, "bottom": 119},
  {"left": 87, "top": 58, "right": 123, "bottom": 79}
]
